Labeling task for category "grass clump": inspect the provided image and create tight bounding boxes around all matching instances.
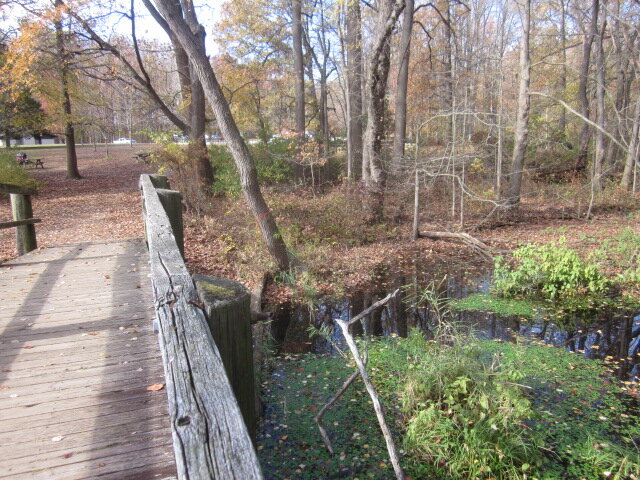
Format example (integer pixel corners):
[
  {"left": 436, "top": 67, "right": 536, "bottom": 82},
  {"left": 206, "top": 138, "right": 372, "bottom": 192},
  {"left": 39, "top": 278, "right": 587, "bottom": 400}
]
[
  {"left": 0, "top": 151, "right": 40, "bottom": 190},
  {"left": 377, "top": 330, "right": 540, "bottom": 479}
]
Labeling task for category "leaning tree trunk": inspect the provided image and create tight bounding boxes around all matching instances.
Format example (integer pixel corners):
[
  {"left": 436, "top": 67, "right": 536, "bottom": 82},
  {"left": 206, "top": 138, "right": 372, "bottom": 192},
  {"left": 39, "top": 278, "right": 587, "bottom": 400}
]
[
  {"left": 149, "top": 0, "right": 290, "bottom": 271},
  {"left": 392, "top": 0, "right": 414, "bottom": 166},
  {"left": 55, "top": 0, "right": 81, "bottom": 180},
  {"left": 144, "top": 0, "right": 213, "bottom": 192},
  {"left": 346, "top": 0, "right": 364, "bottom": 181},
  {"left": 506, "top": 0, "right": 531, "bottom": 207}
]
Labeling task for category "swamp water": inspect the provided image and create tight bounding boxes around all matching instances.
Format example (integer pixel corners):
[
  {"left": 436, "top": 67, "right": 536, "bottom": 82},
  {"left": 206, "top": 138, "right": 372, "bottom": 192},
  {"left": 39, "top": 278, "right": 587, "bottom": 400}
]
[
  {"left": 257, "top": 264, "right": 640, "bottom": 479},
  {"left": 268, "top": 265, "right": 640, "bottom": 380}
]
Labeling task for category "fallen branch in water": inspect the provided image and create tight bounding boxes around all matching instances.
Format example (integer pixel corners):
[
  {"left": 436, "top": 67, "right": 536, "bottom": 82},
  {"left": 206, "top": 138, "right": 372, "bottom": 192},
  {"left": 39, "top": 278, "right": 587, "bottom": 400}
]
[
  {"left": 313, "top": 289, "right": 405, "bottom": 479},
  {"left": 419, "top": 231, "right": 495, "bottom": 260},
  {"left": 314, "top": 369, "right": 360, "bottom": 455}
]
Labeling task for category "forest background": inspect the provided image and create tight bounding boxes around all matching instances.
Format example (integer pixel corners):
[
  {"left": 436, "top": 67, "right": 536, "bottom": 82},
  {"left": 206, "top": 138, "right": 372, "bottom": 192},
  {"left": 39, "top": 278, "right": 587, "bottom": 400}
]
[{"left": 0, "top": 0, "right": 639, "bottom": 290}]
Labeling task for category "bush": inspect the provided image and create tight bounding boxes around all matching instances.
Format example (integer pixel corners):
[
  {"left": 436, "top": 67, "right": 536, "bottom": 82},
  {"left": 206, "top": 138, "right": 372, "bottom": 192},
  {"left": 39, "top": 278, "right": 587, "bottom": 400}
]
[
  {"left": 493, "top": 239, "right": 611, "bottom": 301},
  {"left": 209, "top": 141, "right": 295, "bottom": 196}
]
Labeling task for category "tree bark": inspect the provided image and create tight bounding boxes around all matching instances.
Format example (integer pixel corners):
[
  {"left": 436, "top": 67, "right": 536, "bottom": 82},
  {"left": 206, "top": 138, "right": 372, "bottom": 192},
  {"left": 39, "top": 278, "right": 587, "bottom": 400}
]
[
  {"left": 148, "top": 0, "right": 290, "bottom": 271},
  {"left": 346, "top": 0, "right": 364, "bottom": 181},
  {"left": 506, "top": 0, "right": 531, "bottom": 207},
  {"left": 392, "top": 0, "right": 414, "bottom": 166},
  {"left": 443, "top": 0, "right": 455, "bottom": 143},
  {"left": 152, "top": 0, "right": 213, "bottom": 191},
  {"left": 54, "top": 0, "right": 81, "bottom": 180}
]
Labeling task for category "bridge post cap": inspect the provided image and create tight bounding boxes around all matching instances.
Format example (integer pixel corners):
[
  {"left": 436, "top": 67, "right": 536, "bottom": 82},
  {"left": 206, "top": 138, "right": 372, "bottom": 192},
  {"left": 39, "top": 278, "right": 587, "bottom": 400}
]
[{"left": 193, "top": 274, "right": 250, "bottom": 307}]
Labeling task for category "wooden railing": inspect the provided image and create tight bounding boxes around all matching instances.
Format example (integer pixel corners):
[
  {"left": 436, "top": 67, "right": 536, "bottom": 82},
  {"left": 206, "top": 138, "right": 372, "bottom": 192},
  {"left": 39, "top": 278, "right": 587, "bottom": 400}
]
[
  {"left": 0, "top": 182, "right": 40, "bottom": 255},
  {"left": 139, "top": 174, "right": 263, "bottom": 480}
]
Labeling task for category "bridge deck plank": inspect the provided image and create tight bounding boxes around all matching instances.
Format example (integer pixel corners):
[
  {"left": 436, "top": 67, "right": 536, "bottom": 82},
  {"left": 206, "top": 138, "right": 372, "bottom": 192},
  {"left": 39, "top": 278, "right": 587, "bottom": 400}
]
[{"left": 0, "top": 241, "right": 176, "bottom": 480}]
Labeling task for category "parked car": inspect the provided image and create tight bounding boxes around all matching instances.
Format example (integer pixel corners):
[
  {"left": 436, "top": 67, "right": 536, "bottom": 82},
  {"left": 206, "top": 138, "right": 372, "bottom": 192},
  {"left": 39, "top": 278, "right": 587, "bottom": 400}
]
[{"left": 113, "top": 137, "right": 136, "bottom": 144}]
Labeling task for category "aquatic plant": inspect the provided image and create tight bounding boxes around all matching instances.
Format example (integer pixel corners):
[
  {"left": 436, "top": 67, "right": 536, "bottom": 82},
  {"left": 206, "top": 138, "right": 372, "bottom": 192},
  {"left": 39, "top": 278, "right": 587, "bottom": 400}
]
[{"left": 493, "top": 239, "right": 612, "bottom": 301}]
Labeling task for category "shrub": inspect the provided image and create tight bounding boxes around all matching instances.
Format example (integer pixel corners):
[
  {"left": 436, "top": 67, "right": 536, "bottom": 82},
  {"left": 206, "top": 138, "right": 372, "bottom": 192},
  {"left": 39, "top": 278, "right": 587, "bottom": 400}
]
[
  {"left": 493, "top": 239, "right": 611, "bottom": 301},
  {"left": 209, "top": 141, "right": 295, "bottom": 196}
]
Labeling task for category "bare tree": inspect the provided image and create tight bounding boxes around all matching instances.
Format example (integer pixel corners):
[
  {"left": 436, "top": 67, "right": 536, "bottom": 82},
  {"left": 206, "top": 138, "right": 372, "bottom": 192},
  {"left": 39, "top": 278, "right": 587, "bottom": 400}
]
[
  {"left": 574, "top": 0, "right": 600, "bottom": 172},
  {"left": 293, "top": 0, "right": 305, "bottom": 143},
  {"left": 592, "top": 4, "right": 607, "bottom": 192}
]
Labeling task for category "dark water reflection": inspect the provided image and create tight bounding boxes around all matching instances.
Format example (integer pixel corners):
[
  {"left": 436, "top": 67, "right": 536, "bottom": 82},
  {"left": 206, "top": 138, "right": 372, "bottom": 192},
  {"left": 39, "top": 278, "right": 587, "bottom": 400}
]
[{"left": 268, "top": 265, "right": 640, "bottom": 380}]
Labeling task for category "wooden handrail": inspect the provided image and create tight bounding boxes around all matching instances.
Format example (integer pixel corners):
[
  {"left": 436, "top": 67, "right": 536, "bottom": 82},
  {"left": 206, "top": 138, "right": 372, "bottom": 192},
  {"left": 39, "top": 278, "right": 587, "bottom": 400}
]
[{"left": 139, "top": 174, "right": 263, "bottom": 480}]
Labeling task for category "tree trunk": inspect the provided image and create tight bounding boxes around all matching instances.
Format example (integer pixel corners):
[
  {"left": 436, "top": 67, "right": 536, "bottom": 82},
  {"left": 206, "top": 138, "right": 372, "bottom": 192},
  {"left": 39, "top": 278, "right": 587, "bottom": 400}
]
[
  {"left": 605, "top": 6, "right": 631, "bottom": 171},
  {"left": 149, "top": 0, "right": 290, "bottom": 271},
  {"left": 364, "top": 38, "right": 392, "bottom": 221},
  {"left": 55, "top": 0, "right": 81, "bottom": 180},
  {"left": 346, "top": 0, "right": 364, "bottom": 181},
  {"left": 293, "top": 0, "right": 305, "bottom": 142},
  {"left": 146, "top": 0, "right": 213, "bottom": 192},
  {"left": 392, "top": 0, "right": 414, "bottom": 166},
  {"left": 575, "top": 0, "right": 600, "bottom": 171},
  {"left": 443, "top": 0, "right": 454, "bottom": 143},
  {"left": 558, "top": 0, "right": 567, "bottom": 136},
  {"left": 593, "top": 11, "right": 607, "bottom": 192},
  {"left": 621, "top": 94, "right": 640, "bottom": 190},
  {"left": 506, "top": 0, "right": 531, "bottom": 207},
  {"left": 363, "top": 0, "right": 405, "bottom": 221}
]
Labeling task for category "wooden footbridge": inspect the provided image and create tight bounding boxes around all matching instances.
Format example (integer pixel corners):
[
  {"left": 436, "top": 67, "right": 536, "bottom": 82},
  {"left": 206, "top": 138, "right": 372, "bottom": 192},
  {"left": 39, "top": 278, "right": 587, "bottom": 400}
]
[{"left": 0, "top": 176, "right": 262, "bottom": 479}]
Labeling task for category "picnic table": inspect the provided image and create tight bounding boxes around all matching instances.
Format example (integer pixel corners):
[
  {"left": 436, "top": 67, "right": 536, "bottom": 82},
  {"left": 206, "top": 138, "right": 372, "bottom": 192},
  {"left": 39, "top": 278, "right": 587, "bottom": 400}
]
[{"left": 16, "top": 153, "right": 44, "bottom": 168}]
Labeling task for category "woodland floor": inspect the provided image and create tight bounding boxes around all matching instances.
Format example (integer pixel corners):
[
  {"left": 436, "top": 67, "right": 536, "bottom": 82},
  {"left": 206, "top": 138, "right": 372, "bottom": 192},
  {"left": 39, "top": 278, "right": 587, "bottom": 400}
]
[{"left": 1, "top": 145, "right": 639, "bottom": 298}]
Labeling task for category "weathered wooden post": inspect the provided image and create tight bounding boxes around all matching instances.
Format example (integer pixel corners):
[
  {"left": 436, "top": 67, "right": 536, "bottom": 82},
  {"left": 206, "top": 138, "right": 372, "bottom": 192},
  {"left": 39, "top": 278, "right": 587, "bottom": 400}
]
[
  {"left": 10, "top": 193, "right": 37, "bottom": 255},
  {"left": 194, "top": 274, "right": 257, "bottom": 438}
]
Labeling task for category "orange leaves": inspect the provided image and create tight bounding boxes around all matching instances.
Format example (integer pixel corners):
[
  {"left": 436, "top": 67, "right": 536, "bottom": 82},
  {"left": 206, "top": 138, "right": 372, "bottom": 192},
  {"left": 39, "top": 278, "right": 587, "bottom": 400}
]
[{"left": 146, "top": 383, "right": 165, "bottom": 392}]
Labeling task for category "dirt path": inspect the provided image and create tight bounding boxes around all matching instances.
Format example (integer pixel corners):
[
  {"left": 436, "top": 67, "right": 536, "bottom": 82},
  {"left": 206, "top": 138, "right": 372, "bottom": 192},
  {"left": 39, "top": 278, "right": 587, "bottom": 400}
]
[{"left": 0, "top": 145, "right": 156, "bottom": 263}]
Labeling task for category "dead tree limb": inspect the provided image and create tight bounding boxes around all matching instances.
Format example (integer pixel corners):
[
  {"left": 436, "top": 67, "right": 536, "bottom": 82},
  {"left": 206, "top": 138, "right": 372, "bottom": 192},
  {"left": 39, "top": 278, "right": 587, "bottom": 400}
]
[
  {"left": 314, "top": 370, "right": 361, "bottom": 454},
  {"left": 335, "top": 289, "right": 405, "bottom": 480}
]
